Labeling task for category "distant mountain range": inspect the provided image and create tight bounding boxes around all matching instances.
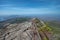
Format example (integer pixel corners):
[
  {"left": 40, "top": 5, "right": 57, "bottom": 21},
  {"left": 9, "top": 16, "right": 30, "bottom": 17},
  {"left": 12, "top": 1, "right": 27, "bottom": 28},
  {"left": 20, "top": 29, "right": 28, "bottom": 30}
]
[{"left": 0, "top": 14, "right": 60, "bottom": 22}]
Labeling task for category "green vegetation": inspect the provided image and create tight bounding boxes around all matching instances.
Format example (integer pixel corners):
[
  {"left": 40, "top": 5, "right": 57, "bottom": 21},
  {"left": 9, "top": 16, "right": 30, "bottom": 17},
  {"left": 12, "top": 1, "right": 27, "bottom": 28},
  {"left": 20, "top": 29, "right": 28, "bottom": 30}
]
[
  {"left": 10, "top": 17, "right": 30, "bottom": 24},
  {"left": 45, "top": 21, "right": 60, "bottom": 34},
  {"left": 34, "top": 18, "right": 53, "bottom": 40},
  {"left": 45, "top": 21, "right": 60, "bottom": 40}
]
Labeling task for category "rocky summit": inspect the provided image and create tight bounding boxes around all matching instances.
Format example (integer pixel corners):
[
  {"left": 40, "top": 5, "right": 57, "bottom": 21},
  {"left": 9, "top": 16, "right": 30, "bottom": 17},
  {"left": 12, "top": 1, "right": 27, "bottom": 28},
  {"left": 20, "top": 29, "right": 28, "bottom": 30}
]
[{"left": 0, "top": 18, "right": 54, "bottom": 40}]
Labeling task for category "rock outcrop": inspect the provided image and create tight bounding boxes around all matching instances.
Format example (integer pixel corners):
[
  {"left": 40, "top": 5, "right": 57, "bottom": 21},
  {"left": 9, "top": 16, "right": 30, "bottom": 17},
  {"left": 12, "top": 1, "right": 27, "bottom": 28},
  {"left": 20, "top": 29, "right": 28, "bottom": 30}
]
[{"left": 0, "top": 18, "right": 53, "bottom": 40}]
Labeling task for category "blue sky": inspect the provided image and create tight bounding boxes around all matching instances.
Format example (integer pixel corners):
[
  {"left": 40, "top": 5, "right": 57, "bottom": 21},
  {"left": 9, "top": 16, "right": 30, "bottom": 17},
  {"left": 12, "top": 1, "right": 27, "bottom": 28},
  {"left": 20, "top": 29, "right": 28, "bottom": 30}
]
[{"left": 0, "top": 0, "right": 60, "bottom": 15}]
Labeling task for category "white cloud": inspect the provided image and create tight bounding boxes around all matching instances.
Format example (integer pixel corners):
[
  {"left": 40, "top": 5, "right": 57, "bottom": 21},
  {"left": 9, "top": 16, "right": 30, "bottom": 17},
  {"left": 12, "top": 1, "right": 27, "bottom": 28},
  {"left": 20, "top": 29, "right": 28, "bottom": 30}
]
[{"left": 0, "top": 7, "right": 59, "bottom": 15}]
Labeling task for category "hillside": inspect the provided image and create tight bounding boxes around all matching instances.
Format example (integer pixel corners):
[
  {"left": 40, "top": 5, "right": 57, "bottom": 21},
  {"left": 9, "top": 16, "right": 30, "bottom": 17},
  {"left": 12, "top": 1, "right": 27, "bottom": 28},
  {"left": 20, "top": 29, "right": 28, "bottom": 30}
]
[
  {"left": 45, "top": 21, "right": 60, "bottom": 40},
  {"left": 0, "top": 18, "right": 58, "bottom": 40}
]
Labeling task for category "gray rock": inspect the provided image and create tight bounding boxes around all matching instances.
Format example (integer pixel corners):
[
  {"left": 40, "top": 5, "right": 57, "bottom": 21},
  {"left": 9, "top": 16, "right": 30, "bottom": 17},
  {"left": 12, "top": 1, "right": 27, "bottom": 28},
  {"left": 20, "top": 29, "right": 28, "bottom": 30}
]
[{"left": 0, "top": 20, "right": 41, "bottom": 40}]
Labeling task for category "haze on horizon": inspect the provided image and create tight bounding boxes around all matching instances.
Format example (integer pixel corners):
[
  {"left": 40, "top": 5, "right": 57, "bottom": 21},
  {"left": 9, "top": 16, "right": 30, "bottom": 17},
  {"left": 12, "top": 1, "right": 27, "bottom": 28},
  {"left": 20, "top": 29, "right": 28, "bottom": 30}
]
[{"left": 0, "top": 0, "right": 60, "bottom": 15}]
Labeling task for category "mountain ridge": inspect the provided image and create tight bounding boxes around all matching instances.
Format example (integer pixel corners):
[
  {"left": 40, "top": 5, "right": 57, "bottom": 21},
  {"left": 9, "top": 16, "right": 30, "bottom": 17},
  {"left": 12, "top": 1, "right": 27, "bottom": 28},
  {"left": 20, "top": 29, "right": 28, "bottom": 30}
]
[{"left": 0, "top": 18, "right": 55, "bottom": 40}]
